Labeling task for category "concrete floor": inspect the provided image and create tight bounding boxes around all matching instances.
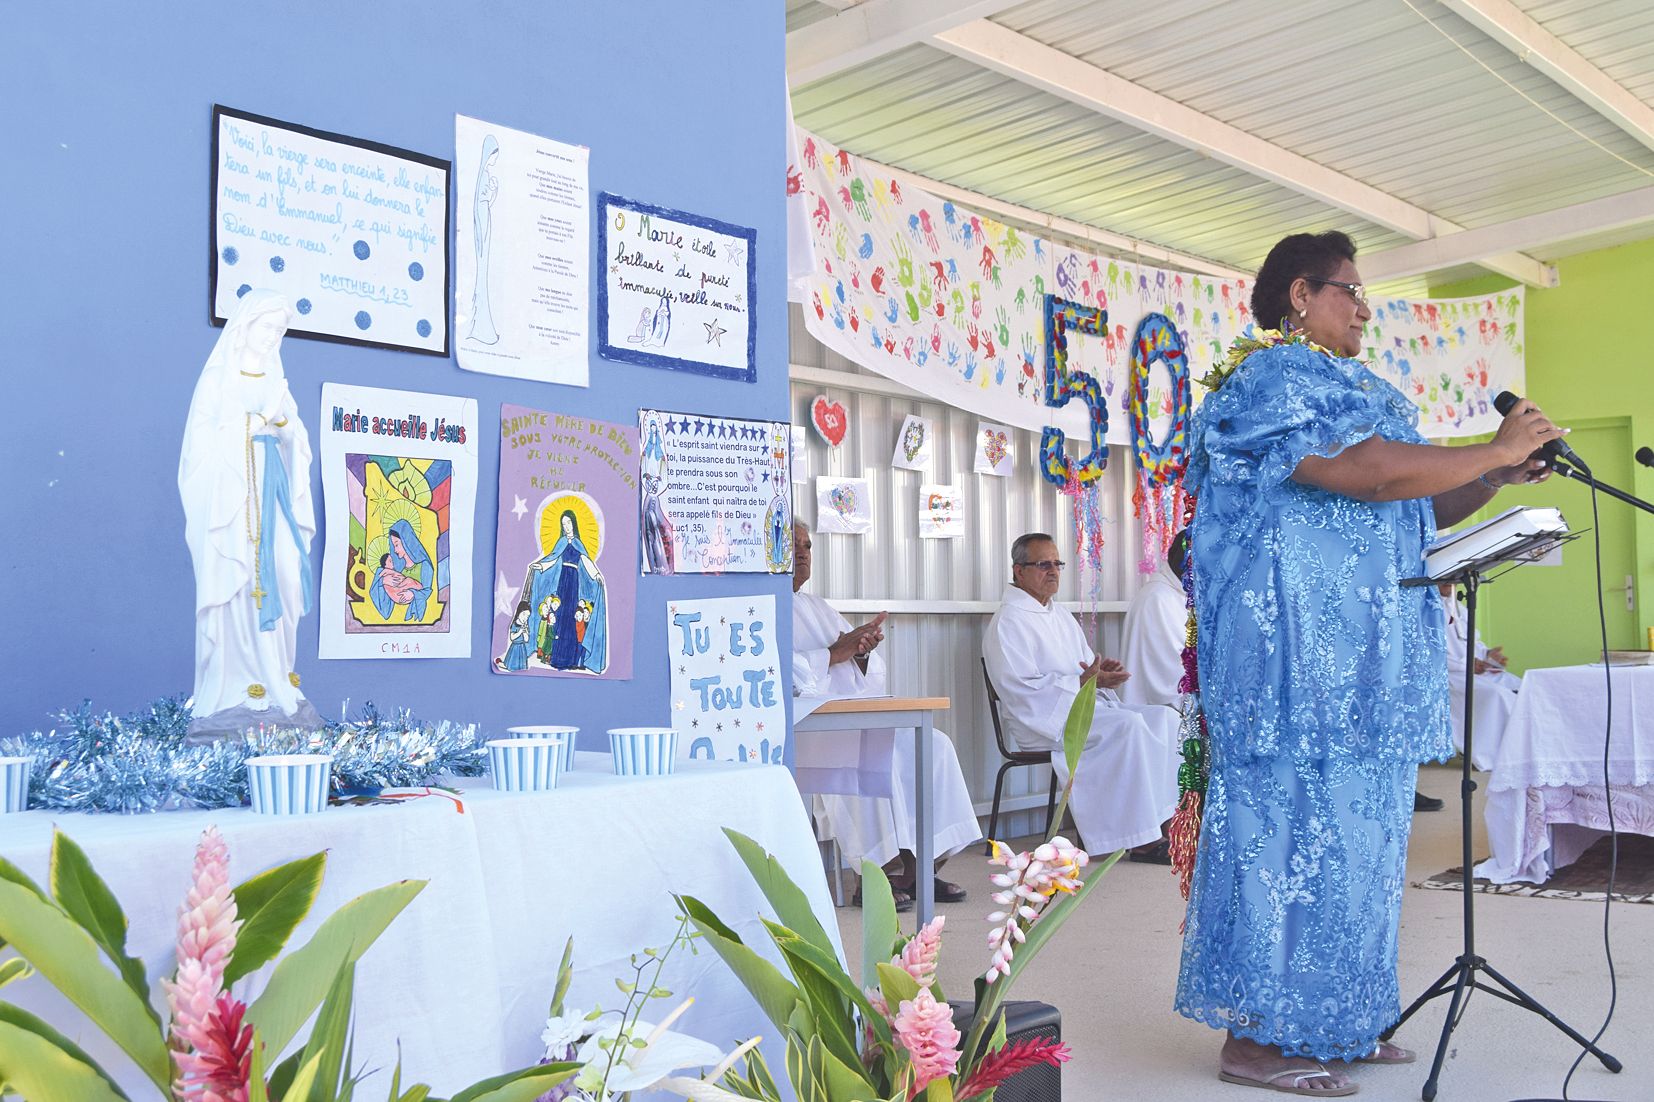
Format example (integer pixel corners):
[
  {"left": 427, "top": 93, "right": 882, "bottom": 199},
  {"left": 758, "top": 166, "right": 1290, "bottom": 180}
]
[{"left": 833, "top": 763, "right": 1652, "bottom": 1101}]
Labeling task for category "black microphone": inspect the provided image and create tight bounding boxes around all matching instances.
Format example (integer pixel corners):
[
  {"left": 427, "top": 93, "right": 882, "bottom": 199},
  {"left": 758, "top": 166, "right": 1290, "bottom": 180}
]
[
  {"left": 1637, "top": 445, "right": 1653, "bottom": 469},
  {"left": 1493, "top": 390, "right": 1590, "bottom": 475}
]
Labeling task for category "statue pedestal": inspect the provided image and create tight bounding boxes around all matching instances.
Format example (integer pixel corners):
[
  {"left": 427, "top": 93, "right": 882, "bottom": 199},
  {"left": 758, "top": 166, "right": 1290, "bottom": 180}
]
[{"left": 186, "top": 699, "right": 324, "bottom": 744}]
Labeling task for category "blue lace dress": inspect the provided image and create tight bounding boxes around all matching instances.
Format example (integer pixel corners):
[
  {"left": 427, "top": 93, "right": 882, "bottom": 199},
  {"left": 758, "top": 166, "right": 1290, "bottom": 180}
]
[{"left": 1172, "top": 336, "right": 1453, "bottom": 1060}]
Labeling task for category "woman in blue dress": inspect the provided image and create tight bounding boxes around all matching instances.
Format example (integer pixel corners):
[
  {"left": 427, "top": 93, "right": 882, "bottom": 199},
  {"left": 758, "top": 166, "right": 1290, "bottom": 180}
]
[
  {"left": 527, "top": 510, "right": 608, "bottom": 674},
  {"left": 371, "top": 519, "right": 433, "bottom": 623},
  {"left": 1174, "top": 231, "right": 1558, "bottom": 1096}
]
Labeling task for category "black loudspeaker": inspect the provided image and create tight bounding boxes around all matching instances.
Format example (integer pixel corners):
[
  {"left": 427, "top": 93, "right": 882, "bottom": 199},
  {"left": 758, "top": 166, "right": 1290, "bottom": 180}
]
[{"left": 948, "top": 999, "right": 1063, "bottom": 1102}]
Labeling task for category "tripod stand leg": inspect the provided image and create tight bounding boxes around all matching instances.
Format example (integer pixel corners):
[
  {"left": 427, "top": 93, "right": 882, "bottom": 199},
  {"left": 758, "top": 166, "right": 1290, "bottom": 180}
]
[
  {"left": 1420, "top": 967, "right": 1470, "bottom": 1102},
  {"left": 1386, "top": 958, "right": 1462, "bottom": 1038},
  {"left": 1478, "top": 961, "right": 1622, "bottom": 1073}
]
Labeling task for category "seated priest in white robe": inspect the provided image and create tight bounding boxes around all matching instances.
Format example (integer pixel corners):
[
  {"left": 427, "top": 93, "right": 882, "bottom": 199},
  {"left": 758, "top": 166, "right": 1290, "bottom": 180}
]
[
  {"left": 1119, "top": 530, "right": 1189, "bottom": 708},
  {"left": 792, "top": 523, "right": 982, "bottom": 908},
  {"left": 983, "top": 532, "right": 1181, "bottom": 860},
  {"left": 1440, "top": 582, "right": 1521, "bottom": 771}
]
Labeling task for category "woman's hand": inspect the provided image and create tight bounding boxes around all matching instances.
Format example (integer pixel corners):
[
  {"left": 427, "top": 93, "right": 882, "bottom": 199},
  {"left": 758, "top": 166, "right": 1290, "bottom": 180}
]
[
  {"left": 1483, "top": 456, "right": 1552, "bottom": 487},
  {"left": 1491, "top": 398, "right": 1563, "bottom": 467}
]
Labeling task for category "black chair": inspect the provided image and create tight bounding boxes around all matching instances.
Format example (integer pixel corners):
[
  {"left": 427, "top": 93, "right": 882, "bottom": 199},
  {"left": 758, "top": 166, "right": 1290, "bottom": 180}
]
[{"left": 982, "top": 657, "right": 1059, "bottom": 856}]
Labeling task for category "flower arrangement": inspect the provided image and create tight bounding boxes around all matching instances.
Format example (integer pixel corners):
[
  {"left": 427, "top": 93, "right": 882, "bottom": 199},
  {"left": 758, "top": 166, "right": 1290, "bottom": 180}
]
[
  {"left": 670, "top": 672, "right": 1114, "bottom": 1102},
  {"left": 0, "top": 827, "right": 574, "bottom": 1101}
]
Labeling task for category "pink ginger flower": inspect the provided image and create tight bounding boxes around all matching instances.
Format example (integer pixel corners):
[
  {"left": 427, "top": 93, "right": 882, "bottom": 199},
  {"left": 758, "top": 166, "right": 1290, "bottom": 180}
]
[
  {"left": 163, "top": 827, "right": 246, "bottom": 1101},
  {"left": 891, "top": 987, "right": 960, "bottom": 1092},
  {"left": 173, "top": 994, "right": 253, "bottom": 1102},
  {"left": 984, "top": 838, "right": 1088, "bottom": 983},
  {"left": 956, "top": 1036, "right": 1071, "bottom": 1099},
  {"left": 897, "top": 916, "right": 945, "bottom": 989}
]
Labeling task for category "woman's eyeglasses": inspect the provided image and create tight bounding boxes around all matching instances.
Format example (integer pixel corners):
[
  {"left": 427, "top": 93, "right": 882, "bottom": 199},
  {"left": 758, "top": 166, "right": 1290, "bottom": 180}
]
[{"left": 1303, "top": 276, "right": 1369, "bottom": 308}]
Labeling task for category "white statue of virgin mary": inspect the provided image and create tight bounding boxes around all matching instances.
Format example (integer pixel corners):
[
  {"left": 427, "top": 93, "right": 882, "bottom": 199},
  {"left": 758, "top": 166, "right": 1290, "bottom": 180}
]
[{"left": 179, "top": 290, "right": 320, "bottom": 733}]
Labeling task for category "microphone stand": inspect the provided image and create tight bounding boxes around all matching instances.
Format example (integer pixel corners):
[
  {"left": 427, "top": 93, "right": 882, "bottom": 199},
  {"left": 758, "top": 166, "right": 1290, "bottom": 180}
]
[
  {"left": 1390, "top": 533, "right": 1620, "bottom": 1101},
  {"left": 1548, "top": 458, "right": 1654, "bottom": 516}
]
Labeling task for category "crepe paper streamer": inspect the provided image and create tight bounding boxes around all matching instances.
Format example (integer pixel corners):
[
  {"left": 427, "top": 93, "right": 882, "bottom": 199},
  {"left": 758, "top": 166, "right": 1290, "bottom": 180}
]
[
  {"left": 1129, "top": 313, "right": 1193, "bottom": 574},
  {"left": 1039, "top": 295, "right": 1109, "bottom": 487},
  {"left": 1058, "top": 467, "right": 1107, "bottom": 640},
  {"left": 1170, "top": 492, "right": 1208, "bottom": 910}
]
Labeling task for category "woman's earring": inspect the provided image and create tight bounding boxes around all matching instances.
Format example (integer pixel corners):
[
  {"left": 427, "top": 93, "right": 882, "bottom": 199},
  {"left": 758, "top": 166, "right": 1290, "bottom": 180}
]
[{"left": 1298, "top": 308, "right": 1308, "bottom": 318}]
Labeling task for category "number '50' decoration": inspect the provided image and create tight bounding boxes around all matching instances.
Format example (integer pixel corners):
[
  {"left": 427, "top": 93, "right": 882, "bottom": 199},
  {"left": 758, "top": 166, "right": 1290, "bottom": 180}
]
[{"left": 1039, "top": 295, "right": 1110, "bottom": 486}]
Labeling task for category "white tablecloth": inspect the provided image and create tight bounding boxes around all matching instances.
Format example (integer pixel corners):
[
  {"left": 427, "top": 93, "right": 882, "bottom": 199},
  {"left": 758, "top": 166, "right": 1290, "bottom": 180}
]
[
  {"left": 0, "top": 755, "right": 840, "bottom": 1096},
  {"left": 1477, "top": 664, "right": 1654, "bottom": 883}
]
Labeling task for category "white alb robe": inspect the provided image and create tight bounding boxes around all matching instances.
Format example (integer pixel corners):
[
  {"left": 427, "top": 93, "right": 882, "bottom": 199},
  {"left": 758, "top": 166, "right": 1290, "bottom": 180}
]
[
  {"left": 983, "top": 585, "right": 1181, "bottom": 852},
  {"left": 792, "top": 590, "right": 981, "bottom": 867},
  {"left": 1119, "top": 563, "right": 1187, "bottom": 708},
  {"left": 1445, "top": 597, "right": 1520, "bottom": 770}
]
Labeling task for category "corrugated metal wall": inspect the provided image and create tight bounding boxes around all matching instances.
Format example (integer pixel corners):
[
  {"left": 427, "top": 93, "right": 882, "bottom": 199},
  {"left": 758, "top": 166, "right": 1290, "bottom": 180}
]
[{"left": 788, "top": 304, "right": 1158, "bottom": 836}]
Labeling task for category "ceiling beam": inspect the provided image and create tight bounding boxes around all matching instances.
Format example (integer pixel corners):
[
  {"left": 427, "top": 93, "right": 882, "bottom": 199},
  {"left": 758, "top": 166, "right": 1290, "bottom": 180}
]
[
  {"left": 929, "top": 19, "right": 1558, "bottom": 286},
  {"left": 1436, "top": 0, "right": 1654, "bottom": 157},
  {"left": 787, "top": 0, "right": 1025, "bottom": 86},
  {"left": 1360, "top": 184, "right": 1654, "bottom": 283}
]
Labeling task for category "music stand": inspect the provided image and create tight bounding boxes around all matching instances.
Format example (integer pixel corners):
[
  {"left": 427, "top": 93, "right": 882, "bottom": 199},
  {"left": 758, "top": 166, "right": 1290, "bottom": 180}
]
[{"left": 1390, "top": 525, "right": 1620, "bottom": 1101}]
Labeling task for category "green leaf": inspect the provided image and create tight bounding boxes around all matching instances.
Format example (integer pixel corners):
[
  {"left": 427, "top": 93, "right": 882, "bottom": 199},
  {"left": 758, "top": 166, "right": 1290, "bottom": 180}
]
[
  {"left": 247, "top": 879, "right": 426, "bottom": 1058},
  {"left": 227, "top": 851, "right": 328, "bottom": 986},
  {"left": 249, "top": 1027, "right": 270, "bottom": 1102},
  {"left": 987, "top": 1011, "right": 1008, "bottom": 1054},
  {"left": 926, "top": 1077, "right": 957, "bottom": 1102},
  {"left": 284, "top": 1052, "right": 327, "bottom": 1102},
  {"left": 723, "top": 829, "right": 839, "bottom": 962},
  {"left": 767, "top": 929, "right": 867, "bottom": 1090},
  {"left": 677, "top": 893, "right": 802, "bottom": 1034},
  {"left": 764, "top": 921, "right": 893, "bottom": 1050},
  {"left": 0, "top": 881, "right": 170, "bottom": 1091},
  {"left": 445, "top": 1061, "right": 579, "bottom": 1102},
  {"left": 875, "top": 961, "right": 921, "bottom": 1019},
  {"left": 0, "top": 1018, "right": 129, "bottom": 1102},
  {"left": 548, "top": 936, "right": 574, "bottom": 1018},
  {"left": 0, "top": 959, "right": 33, "bottom": 991},
  {"left": 1061, "top": 679, "right": 1097, "bottom": 784},
  {"left": 297, "top": 963, "right": 356, "bottom": 1102},
  {"left": 0, "top": 856, "right": 48, "bottom": 901},
  {"left": 268, "top": 1049, "right": 303, "bottom": 1102},
  {"left": 49, "top": 831, "right": 155, "bottom": 1026},
  {"left": 859, "top": 861, "right": 901, "bottom": 993},
  {"left": 805, "top": 1032, "right": 871, "bottom": 1102},
  {"left": 0, "top": 1000, "right": 128, "bottom": 1100}
]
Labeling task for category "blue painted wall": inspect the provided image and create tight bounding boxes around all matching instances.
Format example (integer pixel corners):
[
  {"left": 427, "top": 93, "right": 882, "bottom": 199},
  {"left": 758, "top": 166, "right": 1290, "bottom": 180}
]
[{"left": 0, "top": 2, "right": 790, "bottom": 745}]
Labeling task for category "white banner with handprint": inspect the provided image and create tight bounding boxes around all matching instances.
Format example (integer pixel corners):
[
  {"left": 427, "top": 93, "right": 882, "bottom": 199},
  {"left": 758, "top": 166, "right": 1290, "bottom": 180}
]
[{"left": 791, "top": 126, "right": 1523, "bottom": 441}]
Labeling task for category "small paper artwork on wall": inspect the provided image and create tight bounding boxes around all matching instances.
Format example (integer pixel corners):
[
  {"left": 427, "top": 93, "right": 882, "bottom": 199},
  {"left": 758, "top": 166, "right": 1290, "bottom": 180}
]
[
  {"left": 597, "top": 193, "right": 756, "bottom": 382},
  {"left": 974, "top": 421, "right": 1014, "bottom": 477},
  {"left": 210, "top": 106, "right": 451, "bottom": 356},
  {"left": 816, "top": 475, "right": 872, "bottom": 535},
  {"left": 890, "top": 413, "right": 934, "bottom": 472},
  {"left": 318, "top": 383, "right": 477, "bottom": 659},
  {"left": 639, "top": 409, "right": 793, "bottom": 575},
  {"left": 491, "top": 405, "right": 638, "bottom": 679},
  {"left": 919, "top": 484, "right": 963, "bottom": 538},
  {"left": 810, "top": 395, "right": 848, "bottom": 447},
  {"left": 669, "top": 595, "right": 786, "bottom": 764}
]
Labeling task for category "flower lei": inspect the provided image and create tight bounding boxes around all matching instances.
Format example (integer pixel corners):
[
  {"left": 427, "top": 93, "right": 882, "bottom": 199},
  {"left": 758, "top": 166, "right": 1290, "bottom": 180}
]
[
  {"left": 1128, "top": 313, "right": 1191, "bottom": 573},
  {"left": 1196, "top": 325, "right": 1338, "bottom": 392}
]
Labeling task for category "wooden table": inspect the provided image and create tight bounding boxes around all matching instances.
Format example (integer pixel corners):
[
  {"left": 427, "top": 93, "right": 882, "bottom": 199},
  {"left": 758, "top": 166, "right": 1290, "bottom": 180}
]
[{"left": 792, "top": 695, "right": 951, "bottom": 923}]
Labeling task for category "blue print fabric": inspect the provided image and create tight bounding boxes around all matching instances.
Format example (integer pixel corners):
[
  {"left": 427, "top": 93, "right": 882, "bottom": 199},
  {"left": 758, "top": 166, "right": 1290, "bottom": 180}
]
[{"left": 1174, "top": 337, "right": 1453, "bottom": 1059}]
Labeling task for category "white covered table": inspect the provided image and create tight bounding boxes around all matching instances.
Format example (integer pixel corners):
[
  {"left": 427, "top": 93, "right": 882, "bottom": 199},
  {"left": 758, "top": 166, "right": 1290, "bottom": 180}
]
[
  {"left": 0, "top": 755, "right": 839, "bottom": 1096},
  {"left": 1476, "top": 664, "right": 1654, "bottom": 884}
]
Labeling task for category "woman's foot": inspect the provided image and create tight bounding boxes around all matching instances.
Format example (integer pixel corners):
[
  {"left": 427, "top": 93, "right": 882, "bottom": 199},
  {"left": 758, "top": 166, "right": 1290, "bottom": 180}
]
[
  {"left": 1355, "top": 1040, "right": 1414, "bottom": 1064},
  {"left": 1219, "top": 1035, "right": 1356, "bottom": 1096}
]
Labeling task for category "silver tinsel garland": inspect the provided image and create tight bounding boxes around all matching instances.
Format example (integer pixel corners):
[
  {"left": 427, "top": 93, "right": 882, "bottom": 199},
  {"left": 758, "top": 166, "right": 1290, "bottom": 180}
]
[{"left": 0, "top": 696, "right": 489, "bottom": 814}]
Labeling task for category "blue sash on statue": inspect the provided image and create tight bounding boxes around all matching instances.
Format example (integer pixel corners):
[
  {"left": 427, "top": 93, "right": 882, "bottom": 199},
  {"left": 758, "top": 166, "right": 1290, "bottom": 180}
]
[{"left": 256, "top": 434, "right": 314, "bottom": 632}]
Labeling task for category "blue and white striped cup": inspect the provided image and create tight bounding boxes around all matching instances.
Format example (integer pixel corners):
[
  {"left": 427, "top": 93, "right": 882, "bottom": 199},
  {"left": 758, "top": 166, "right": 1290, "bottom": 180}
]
[
  {"left": 487, "top": 737, "right": 563, "bottom": 792},
  {"left": 245, "top": 754, "right": 331, "bottom": 815},
  {"left": 607, "top": 728, "right": 679, "bottom": 777},
  {"left": 506, "top": 726, "right": 579, "bottom": 776},
  {"left": 0, "top": 757, "right": 31, "bottom": 814}
]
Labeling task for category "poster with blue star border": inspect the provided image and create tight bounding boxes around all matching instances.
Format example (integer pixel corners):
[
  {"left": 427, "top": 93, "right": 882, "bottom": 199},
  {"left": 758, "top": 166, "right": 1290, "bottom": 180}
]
[
  {"left": 597, "top": 192, "right": 757, "bottom": 382},
  {"left": 639, "top": 408, "right": 792, "bottom": 576}
]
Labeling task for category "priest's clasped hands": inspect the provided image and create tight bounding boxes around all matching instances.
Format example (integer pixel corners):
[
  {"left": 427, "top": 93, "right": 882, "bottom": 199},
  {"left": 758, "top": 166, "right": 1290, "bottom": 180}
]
[
  {"left": 1078, "top": 654, "right": 1131, "bottom": 692},
  {"left": 830, "top": 610, "right": 889, "bottom": 671}
]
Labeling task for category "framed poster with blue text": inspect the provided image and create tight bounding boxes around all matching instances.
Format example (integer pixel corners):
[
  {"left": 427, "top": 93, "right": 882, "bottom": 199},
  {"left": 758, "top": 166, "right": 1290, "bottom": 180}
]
[
  {"left": 318, "top": 383, "right": 478, "bottom": 659},
  {"left": 211, "top": 105, "right": 451, "bottom": 356},
  {"left": 597, "top": 192, "right": 756, "bottom": 382}
]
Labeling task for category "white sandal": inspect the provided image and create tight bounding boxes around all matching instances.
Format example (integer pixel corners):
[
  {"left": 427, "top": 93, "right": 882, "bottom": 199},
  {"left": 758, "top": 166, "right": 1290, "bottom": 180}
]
[{"left": 1219, "top": 1062, "right": 1359, "bottom": 1096}]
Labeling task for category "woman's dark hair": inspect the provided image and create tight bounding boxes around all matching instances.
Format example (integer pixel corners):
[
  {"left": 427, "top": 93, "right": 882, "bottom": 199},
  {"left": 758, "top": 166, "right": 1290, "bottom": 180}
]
[{"left": 1251, "top": 231, "right": 1357, "bottom": 332}]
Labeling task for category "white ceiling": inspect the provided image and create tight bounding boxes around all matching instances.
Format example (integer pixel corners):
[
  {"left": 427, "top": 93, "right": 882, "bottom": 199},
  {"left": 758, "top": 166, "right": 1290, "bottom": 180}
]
[{"left": 787, "top": 0, "right": 1654, "bottom": 293}]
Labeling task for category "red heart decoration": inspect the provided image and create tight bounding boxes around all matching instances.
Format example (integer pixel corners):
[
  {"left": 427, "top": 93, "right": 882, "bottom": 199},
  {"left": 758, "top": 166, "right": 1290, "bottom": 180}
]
[{"left": 811, "top": 395, "right": 848, "bottom": 448}]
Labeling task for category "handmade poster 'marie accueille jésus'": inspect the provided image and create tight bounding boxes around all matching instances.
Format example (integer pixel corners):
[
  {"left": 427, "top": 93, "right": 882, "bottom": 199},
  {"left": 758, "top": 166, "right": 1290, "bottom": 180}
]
[
  {"left": 210, "top": 106, "right": 451, "bottom": 356},
  {"left": 597, "top": 192, "right": 757, "bottom": 383},
  {"left": 318, "top": 383, "right": 478, "bottom": 659}
]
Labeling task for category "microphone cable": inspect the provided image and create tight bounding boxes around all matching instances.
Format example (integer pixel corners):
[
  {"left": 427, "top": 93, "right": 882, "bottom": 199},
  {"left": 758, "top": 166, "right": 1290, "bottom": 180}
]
[{"left": 1558, "top": 470, "right": 1619, "bottom": 1102}]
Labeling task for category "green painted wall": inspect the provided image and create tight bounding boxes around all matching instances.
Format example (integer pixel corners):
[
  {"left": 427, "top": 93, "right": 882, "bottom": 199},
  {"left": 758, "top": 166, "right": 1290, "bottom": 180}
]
[{"left": 1431, "top": 239, "right": 1654, "bottom": 669}]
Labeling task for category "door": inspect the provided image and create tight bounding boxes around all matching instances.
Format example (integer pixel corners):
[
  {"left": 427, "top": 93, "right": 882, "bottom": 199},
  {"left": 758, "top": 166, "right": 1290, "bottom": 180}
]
[{"left": 1480, "top": 419, "right": 1638, "bottom": 669}]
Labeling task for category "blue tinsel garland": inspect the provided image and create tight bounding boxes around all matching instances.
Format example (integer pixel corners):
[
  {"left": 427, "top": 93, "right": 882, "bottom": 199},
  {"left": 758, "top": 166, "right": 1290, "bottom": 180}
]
[{"left": 0, "top": 696, "right": 489, "bottom": 814}]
